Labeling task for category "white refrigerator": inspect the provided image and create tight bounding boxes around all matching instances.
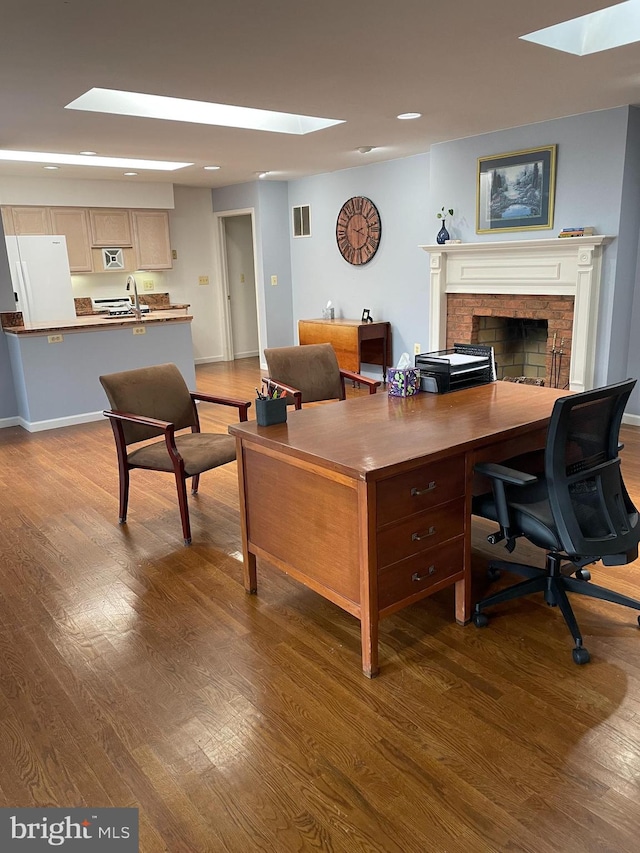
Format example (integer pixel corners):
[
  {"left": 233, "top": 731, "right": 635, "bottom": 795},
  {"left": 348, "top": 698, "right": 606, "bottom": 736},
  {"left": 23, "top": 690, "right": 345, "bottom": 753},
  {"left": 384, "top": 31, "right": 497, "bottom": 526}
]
[{"left": 4, "top": 235, "right": 76, "bottom": 324}]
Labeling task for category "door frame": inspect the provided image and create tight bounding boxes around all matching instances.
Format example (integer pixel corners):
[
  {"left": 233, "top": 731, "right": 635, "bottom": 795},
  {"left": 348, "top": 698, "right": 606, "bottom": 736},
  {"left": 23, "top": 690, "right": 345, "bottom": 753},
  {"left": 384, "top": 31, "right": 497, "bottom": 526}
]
[{"left": 214, "top": 207, "right": 263, "bottom": 363}]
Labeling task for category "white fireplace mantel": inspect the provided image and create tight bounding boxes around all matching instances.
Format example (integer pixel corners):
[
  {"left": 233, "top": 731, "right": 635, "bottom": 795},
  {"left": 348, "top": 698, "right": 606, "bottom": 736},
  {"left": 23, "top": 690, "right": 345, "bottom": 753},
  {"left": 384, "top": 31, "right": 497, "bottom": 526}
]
[{"left": 419, "top": 236, "right": 613, "bottom": 392}]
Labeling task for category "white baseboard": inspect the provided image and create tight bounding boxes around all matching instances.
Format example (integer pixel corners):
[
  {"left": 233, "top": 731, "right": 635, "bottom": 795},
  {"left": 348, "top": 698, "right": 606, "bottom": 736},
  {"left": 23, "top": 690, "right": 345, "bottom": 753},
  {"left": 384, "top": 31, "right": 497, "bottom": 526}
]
[
  {"left": 623, "top": 413, "right": 640, "bottom": 427},
  {"left": 233, "top": 350, "right": 260, "bottom": 359},
  {"left": 16, "top": 410, "right": 105, "bottom": 433},
  {"left": 0, "top": 416, "right": 20, "bottom": 429},
  {"left": 194, "top": 355, "right": 225, "bottom": 364}
]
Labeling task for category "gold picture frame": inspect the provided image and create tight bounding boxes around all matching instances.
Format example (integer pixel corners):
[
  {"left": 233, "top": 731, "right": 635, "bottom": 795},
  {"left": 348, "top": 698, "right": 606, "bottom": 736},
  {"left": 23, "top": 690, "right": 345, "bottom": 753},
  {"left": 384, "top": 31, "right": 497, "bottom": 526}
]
[{"left": 476, "top": 144, "right": 557, "bottom": 234}]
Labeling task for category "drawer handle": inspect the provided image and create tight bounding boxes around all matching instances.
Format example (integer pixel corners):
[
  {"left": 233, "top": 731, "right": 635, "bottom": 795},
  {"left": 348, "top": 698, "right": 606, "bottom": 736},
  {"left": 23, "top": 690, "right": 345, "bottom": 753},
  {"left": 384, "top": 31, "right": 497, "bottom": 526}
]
[
  {"left": 411, "top": 481, "right": 436, "bottom": 496},
  {"left": 412, "top": 566, "right": 436, "bottom": 582},
  {"left": 412, "top": 526, "right": 435, "bottom": 542}
]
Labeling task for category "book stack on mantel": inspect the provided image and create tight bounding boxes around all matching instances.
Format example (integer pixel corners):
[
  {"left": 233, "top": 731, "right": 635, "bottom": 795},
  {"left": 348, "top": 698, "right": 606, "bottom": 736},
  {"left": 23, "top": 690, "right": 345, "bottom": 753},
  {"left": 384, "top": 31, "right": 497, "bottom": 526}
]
[{"left": 558, "top": 226, "right": 596, "bottom": 238}]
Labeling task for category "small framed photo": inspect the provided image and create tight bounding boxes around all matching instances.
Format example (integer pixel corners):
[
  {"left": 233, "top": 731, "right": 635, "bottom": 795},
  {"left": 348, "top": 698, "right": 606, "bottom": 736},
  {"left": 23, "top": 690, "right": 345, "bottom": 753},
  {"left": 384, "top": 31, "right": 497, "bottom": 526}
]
[
  {"left": 476, "top": 145, "right": 557, "bottom": 233},
  {"left": 361, "top": 309, "right": 371, "bottom": 323}
]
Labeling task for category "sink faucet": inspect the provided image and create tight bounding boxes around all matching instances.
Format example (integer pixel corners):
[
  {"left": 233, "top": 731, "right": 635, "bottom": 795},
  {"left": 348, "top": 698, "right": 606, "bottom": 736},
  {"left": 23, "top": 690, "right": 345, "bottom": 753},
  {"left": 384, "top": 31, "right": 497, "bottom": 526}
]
[{"left": 125, "top": 275, "right": 143, "bottom": 320}]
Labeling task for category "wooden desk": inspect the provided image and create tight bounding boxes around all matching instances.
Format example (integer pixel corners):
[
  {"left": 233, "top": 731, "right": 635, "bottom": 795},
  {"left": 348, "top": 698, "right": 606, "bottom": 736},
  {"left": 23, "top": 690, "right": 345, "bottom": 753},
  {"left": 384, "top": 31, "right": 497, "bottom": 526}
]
[
  {"left": 229, "top": 382, "right": 566, "bottom": 677},
  {"left": 298, "top": 318, "right": 391, "bottom": 382}
]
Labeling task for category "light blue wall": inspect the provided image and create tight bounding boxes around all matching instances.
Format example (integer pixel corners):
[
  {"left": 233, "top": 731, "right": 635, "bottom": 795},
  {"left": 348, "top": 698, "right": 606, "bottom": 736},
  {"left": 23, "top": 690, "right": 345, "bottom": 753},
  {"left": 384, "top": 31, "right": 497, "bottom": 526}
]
[
  {"left": 289, "top": 154, "right": 430, "bottom": 363},
  {"left": 0, "top": 217, "right": 18, "bottom": 420},
  {"left": 428, "top": 107, "right": 636, "bottom": 392}
]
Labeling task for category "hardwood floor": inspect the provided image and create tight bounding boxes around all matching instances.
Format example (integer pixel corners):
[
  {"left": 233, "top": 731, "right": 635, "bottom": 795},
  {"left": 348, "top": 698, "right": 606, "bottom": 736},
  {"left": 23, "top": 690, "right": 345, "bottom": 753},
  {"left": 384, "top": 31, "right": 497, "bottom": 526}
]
[{"left": 1, "top": 357, "right": 640, "bottom": 851}]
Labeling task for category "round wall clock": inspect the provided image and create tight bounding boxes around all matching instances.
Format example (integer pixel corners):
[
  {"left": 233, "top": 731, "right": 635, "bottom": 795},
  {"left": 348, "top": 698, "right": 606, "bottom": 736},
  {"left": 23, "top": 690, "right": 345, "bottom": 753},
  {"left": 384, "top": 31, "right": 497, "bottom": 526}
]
[{"left": 336, "top": 196, "right": 381, "bottom": 265}]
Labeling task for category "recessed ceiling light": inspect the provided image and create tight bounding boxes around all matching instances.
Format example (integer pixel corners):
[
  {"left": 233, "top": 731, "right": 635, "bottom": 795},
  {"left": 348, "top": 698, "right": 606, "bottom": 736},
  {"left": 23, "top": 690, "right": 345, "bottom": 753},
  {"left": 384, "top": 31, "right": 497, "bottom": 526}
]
[
  {"left": 397, "top": 112, "right": 422, "bottom": 120},
  {"left": 65, "top": 88, "right": 345, "bottom": 135},
  {"left": 203, "top": 165, "right": 221, "bottom": 171},
  {"left": 256, "top": 171, "right": 269, "bottom": 179},
  {"left": 44, "top": 165, "right": 59, "bottom": 170},
  {"left": 357, "top": 146, "right": 375, "bottom": 154},
  {"left": 521, "top": 0, "right": 640, "bottom": 55},
  {"left": 0, "top": 150, "right": 191, "bottom": 170},
  {"left": 123, "top": 172, "right": 138, "bottom": 176},
  {"left": 79, "top": 150, "right": 97, "bottom": 155}
]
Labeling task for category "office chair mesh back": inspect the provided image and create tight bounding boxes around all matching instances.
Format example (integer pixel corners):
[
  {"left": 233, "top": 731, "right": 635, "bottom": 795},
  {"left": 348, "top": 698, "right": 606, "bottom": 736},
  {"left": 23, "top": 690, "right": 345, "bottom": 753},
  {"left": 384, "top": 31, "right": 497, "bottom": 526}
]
[{"left": 546, "top": 380, "right": 639, "bottom": 563}]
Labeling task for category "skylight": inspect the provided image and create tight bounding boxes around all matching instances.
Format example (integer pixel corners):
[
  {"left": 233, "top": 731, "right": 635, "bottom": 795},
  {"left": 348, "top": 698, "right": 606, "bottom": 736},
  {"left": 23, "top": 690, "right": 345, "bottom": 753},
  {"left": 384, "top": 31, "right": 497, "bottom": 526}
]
[
  {"left": 0, "top": 150, "right": 191, "bottom": 170},
  {"left": 520, "top": 1, "right": 640, "bottom": 56},
  {"left": 65, "top": 88, "right": 345, "bottom": 135}
]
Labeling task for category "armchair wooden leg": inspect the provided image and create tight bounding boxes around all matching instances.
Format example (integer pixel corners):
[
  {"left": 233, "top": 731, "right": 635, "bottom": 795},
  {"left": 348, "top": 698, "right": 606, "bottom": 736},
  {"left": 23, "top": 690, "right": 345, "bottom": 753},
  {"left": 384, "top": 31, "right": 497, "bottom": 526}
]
[
  {"left": 118, "top": 464, "right": 130, "bottom": 524},
  {"left": 191, "top": 473, "right": 200, "bottom": 495},
  {"left": 175, "top": 473, "right": 192, "bottom": 545}
]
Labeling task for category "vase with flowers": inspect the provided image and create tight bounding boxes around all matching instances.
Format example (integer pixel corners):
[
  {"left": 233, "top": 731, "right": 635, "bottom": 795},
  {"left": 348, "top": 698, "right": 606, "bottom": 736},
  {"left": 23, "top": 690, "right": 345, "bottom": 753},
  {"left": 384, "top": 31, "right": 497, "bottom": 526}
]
[{"left": 436, "top": 206, "right": 454, "bottom": 244}]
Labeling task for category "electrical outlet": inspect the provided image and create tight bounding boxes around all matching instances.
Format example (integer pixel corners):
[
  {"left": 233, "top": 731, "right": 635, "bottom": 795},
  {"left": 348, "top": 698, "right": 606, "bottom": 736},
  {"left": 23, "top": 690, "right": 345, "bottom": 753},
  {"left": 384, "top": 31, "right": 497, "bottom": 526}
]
[
  {"left": 143, "top": 280, "right": 154, "bottom": 291},
  {"left": 198, "top": 275, "right": 209, "bottom": 285},
  {"left": 414, "top": 343, "right": 421, "bottom": 355},
  {"left": 171, "top": 249, "right": 177, "bottom": 259},
  {"left": 271, "top": 275, "right": 278, "bottom": 286},
  {"left": 240, "top": 274, "right": 245, "bottom": 283},
  {"left": 132, "top": 326, "right": 146, "bottom": 335},
  {"left": 47, "top": 334, "right": 64, "bottom": 344}
]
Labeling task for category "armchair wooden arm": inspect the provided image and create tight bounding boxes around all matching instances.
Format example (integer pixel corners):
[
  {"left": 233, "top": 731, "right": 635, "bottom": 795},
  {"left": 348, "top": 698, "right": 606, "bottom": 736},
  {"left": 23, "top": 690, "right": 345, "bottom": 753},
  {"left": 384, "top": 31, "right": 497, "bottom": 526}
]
[
  {"left": 190, "top": 392, "right": 251, "bottom": 421},
  {"left": 339, "top": 369, "right": 381, "bottom": 394},
  {"left": 262, "top": 379, "right": 303, "bottom": 410}
]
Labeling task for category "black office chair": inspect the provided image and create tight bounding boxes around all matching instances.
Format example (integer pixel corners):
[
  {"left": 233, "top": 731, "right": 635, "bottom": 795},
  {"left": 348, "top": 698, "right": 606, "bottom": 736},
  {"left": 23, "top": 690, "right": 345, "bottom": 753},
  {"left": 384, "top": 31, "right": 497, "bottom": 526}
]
[{"left": 472, "top": 379, "right": 640, "bottom": 664}]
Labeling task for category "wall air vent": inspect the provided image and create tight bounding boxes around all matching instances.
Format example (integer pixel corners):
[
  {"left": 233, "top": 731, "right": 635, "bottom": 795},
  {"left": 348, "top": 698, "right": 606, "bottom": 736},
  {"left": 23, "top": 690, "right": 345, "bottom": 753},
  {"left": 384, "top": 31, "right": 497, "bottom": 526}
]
[
  {"left": 102, "top": 248, "right": 125, "bottom": 270},
  {"left": 292, "top": 204, "right": 311, "bottom": 237}
]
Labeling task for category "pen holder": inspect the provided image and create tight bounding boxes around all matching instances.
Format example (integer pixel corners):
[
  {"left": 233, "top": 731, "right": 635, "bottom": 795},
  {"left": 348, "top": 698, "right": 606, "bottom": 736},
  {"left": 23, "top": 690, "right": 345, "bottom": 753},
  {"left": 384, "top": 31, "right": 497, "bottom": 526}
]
[{"left": 255, "top": 396, "right": 288, "bottom": 426}]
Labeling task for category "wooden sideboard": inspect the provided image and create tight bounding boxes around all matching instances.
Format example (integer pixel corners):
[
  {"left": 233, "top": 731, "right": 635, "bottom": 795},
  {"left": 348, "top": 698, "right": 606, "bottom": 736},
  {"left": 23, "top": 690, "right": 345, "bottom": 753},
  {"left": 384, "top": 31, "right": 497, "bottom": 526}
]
[{"left": 298, "top": 318, "right": 391, "bottom": 382}]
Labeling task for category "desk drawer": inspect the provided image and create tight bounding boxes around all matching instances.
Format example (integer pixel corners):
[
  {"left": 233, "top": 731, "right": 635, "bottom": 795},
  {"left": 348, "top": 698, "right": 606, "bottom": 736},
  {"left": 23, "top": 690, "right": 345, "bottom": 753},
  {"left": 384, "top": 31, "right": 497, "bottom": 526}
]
[
  {"left": 376, "top": 456, "right": 465, "bottom": 525},
  {"left": 378, "top": 538, "right": 464, "bottom": 610},
  {"left": 377, "top": 497, "right": 464, "bottom": 569}
]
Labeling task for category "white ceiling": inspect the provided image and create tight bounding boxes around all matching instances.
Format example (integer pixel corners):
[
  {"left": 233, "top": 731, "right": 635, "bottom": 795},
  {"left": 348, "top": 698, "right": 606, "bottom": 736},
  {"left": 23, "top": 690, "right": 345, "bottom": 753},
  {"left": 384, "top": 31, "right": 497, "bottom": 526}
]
[{"left": 1, "top": 1, "right": 638, "bottom": 189}]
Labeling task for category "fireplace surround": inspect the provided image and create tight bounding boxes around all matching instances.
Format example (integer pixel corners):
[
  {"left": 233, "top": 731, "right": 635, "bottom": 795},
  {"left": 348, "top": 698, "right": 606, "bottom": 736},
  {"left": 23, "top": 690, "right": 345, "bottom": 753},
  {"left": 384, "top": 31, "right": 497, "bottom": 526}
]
[{"left": 420, "top": 236, "right": 611, "bottom": 392}]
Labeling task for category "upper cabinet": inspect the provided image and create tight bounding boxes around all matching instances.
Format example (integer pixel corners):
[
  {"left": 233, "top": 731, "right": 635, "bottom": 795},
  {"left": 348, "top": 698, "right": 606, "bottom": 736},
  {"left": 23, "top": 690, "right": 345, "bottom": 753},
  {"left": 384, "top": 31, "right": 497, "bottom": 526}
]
[
  {"left": 89, "top": 209, "right": 133, "bottom": 247},
  {"left": 132, "top": 210, "right": 172, "bottom": 270},
  {"left": 50, "top": 208, "right": 93, "bottom": 273},
  {"left": 4, "top": 206, "right": 52, "bottom": 236},
  {"left": 0, "top": 205, "right": 172, "bottom": 272}
]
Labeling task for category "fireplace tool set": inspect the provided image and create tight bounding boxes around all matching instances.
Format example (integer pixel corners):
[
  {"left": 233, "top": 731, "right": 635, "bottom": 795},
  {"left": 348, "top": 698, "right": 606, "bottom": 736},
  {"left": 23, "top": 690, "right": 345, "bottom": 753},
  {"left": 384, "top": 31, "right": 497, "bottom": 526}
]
[{"left": 549, "top": 333, "right": 567, "bottom": 389}]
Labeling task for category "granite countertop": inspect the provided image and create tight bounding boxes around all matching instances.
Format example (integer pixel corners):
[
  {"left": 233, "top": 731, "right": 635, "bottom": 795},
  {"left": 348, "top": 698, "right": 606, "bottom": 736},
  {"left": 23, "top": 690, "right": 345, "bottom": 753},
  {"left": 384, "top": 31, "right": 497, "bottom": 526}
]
[{"left": 3, "top": 309, "right": 193, "bottom": 336}]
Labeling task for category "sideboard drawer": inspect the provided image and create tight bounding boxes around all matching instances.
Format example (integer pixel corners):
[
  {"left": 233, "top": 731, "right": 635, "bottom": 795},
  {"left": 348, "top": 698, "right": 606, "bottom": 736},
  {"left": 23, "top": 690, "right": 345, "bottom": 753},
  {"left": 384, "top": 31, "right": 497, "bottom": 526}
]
[
  {"left": 378, "top": 538, "right": 464, "bottom": 610},
  {"left": 377, "top": 497, "right": 464, "bottom": 569},
  {"left": 376, "top": 455, "right": 465, "bottom": 525}
]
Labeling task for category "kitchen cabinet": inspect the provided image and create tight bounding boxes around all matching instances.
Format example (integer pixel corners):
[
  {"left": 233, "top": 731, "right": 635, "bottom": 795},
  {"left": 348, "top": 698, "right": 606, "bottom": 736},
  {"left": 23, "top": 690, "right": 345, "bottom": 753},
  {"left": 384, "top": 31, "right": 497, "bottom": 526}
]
[
  {"left": 50, "top": 208, "right": 93, "bottom": 272},
  {"left": 1, "top": 204, "right": 172, "bottom": 273},
  {"left": 2, "top": 206, "right": 52, "bottom": 236},
  {"left": 132, "top": 210, "right": 172, "bottom": 270},
  {"left": 89, "top": 209, "right": 133, "bottom": 247}
]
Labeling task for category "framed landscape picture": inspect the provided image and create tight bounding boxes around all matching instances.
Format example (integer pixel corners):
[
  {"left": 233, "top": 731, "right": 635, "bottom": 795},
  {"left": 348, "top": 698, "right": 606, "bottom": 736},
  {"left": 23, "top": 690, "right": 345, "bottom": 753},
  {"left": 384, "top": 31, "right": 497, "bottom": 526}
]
[{"left": 476, "top": 145, "right": 557, "bottom": 233}]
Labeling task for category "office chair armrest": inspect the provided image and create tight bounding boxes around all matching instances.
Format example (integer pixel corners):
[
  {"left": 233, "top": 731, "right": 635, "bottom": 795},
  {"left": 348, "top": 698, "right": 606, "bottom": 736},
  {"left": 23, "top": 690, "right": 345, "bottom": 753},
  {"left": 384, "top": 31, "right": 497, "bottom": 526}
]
[
  {"left": 262, "top": 378, "right": 303, "bottom": 410},
  {"left": 340, "top": 370, "right": 381, "bottom": 393},
  {"left": 191, "top": 392, "right": 252, "bottom": 422},
  {"left": 474, "top": 461, "right": 538, "bottom": 487},
  {"left": 474, "top": 462, "right": 538, "bottom": 551}
]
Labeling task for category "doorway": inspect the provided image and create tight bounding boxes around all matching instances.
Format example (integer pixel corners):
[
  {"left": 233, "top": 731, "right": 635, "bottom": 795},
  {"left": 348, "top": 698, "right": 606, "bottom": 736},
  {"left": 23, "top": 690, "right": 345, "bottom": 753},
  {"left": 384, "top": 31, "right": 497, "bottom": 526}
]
[{"left": 216, "top": 210, "right": 261, "bottom": 361}]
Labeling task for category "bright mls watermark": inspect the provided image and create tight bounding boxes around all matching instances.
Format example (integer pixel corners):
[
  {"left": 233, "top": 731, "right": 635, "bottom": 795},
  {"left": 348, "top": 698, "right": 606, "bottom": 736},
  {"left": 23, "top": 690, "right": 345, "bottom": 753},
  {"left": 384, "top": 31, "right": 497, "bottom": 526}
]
[{"left": 0, "top": 808, "right": 138, "bottom": 850}]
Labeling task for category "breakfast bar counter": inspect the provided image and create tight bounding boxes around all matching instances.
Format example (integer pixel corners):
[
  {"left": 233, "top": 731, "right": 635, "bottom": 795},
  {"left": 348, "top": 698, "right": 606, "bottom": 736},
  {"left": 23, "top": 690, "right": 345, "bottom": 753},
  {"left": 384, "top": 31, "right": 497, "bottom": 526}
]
[{"left": 3, "top": 311, "right": 195, "bottom": 431}]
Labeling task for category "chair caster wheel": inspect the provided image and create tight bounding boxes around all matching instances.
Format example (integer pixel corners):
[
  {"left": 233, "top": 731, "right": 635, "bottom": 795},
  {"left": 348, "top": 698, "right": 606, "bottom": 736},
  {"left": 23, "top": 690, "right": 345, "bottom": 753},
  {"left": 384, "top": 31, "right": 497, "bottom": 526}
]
[
  {"left": 473, "top": 612, "right": 489, "bottom": 628},
  {"left": 572, "top": 647, "right": 590, "bottom": 665},
  {"left": 575, "top": 569, "right": 591, "bottom": 581},
  {"left": 487, "top": 567, "right": 501, "bottom": 582}
]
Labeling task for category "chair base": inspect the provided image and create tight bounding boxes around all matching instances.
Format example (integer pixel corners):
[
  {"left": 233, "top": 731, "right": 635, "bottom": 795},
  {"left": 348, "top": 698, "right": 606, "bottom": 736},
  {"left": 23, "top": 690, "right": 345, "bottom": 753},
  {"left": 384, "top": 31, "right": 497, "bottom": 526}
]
[{"left": 474, "top": 552, "right": 640, "bottom": 664}]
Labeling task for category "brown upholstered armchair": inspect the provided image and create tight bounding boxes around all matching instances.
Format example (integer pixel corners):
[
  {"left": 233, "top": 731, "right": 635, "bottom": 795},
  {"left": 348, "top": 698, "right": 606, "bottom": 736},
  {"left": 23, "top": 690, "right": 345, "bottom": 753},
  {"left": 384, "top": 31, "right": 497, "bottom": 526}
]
[
  {"left": 100, "top": 363, "right": 251, "bottom": 545},
  {"left": 263, "top": 343, "right": 380, "bottom": 409}
]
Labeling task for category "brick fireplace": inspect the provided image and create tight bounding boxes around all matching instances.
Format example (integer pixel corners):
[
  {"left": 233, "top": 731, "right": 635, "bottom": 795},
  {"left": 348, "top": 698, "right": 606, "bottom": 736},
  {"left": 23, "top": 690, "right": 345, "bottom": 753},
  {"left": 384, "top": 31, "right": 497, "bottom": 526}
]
[{"left": 420, "top": 236, "right": 611, "bottom": 392}]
